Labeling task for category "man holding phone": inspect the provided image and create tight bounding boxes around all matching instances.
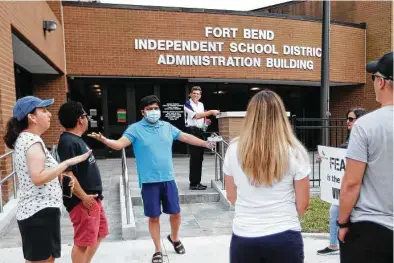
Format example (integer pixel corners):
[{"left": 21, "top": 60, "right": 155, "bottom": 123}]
[{"left": 57, "top": 101, "right": 108, "bottom": 263}]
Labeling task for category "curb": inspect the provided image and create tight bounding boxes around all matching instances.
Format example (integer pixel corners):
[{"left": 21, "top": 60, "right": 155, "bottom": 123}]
[
  {"left": 302, "top": 233, "right": 330, "bottom": 240},
  {"left": 119, "top": 176, "right": 136, "bottom": 240},
  {"left": 211, "top": 180, "right": 235, "bottom": 211},
  {"left": 0, "top": 198, "right": 17, "bottom": 236}
]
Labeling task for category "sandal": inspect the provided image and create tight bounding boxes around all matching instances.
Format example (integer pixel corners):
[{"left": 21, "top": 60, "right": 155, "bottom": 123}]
[
  {"left": 152, "top": 252, "right": 163, "bottom": 263},
  {"left": 167, "top": 234, "right": 186, "bottom": 254}
]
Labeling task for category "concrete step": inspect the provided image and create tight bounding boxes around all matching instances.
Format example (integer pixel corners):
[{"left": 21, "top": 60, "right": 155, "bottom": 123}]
[
  {"left": 132, "top": 202, "right": 234, "bottom": 240},
  {"left": 131, "top": 187, "right": 220, "bottom": 206}
]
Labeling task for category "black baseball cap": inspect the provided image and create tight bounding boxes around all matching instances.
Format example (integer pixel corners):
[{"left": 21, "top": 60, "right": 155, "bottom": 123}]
[
  {"left": 366, "top": 52, "right": 393, "bottom": 80},
  {"left": 140, "top": 95, "right": 160, "bottom": 109}
]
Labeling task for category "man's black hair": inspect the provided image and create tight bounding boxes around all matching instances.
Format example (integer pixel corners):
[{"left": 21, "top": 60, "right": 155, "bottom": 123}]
[
  {"left": 58, "top": 101, "right": 86, "bottom": 129},
  {"left": 140, "top": 95, "right": 160, "bottom": 110}
]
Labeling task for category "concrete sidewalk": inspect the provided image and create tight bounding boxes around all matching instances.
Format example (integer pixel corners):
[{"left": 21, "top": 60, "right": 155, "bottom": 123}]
[{"left": 0, "top": 235, "right": 339, "bottom": 263}]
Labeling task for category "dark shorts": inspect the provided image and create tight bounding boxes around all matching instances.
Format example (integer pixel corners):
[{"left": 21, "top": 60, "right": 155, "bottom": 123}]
[
  {"left": 141, "top": 180, "right": 180, "bottom": 218},
  {"left": 230, "top": 230, "right": 304, "bottom": 263},
  {"left": 17, "top": 207, "right": 61, "bottom": 261},
  {"left": 340, "top": 221, "right": 393, "bottom": 263}
]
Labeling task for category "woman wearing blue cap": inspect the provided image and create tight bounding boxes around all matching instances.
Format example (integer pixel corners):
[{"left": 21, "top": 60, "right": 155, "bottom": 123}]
[{"left": 3, "top": 96, "right": 91, "bottom": 263}]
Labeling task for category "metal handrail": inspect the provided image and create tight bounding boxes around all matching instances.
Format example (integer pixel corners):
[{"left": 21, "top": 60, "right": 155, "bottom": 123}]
[
  {"left": 0, "top": 151, "right": 17, "bottom": 213},
  {"left": 210, "top": 134, "right": 228, "bottom": 190},
  {"left": 212, "top": 133, "right": 229, "bottom": 146},
  {"left": 121, "top": 148, "right": 131, "bottom": 224}
]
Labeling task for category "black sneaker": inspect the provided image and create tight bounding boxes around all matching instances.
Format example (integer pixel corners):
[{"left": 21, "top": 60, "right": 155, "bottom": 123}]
[
  {"left": 317, "top": 247, "right": 339, "bottom": 255},
  {"left": 189, "top": 184, "right": 207, "bottom": 190}
]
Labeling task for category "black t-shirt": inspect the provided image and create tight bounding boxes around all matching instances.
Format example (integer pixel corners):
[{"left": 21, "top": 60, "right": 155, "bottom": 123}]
[{"left": 57, "top": 132, "right": 103, "bottom": 212}]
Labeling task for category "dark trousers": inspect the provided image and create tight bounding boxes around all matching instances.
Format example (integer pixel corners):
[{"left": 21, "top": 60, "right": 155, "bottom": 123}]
[
  {"left": 187, "top": 127, "right": 205, "bottom": 186},
  {"left": 230, "top": 231, "right": 304, "bottom": 263},
  {"left": 340, "top": 221, "right": 393, "bottom": 263}
]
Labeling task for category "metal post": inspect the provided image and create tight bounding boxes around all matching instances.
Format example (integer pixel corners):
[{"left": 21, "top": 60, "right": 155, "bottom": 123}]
[
  {"left": 220, "top": 142, "right": 225, "bottom": 190},
  {"left": 214, "top": 144, "right": 218, "bottom": 181},
  {"left": 12, "top": 158, "right": 17, "bottom": 199},
  {"left": 320, "top": 0, "right": 331, "bottom": 146},
  {"left": 0, "top": 186, "right": 3, "bottom": 213}
]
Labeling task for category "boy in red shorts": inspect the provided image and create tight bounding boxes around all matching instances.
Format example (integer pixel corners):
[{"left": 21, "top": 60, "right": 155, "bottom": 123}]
[{"left": 57, "top": 101, "right": 108, "bottom": 263}]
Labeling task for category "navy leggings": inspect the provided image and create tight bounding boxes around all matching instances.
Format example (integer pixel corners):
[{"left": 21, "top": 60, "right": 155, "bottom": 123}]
[{"left": 230, "top": 230, "right": 304, "bottom": 263}]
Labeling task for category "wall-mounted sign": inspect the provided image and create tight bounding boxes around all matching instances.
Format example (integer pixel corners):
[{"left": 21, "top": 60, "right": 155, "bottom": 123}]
[
  {"left": 134, "top": 26, "right": 322, "bottom": 71},
  {"left": 162, "top": 103, "right": 183, "bottom": 121},
  {"left": 90, "top": 109, "right": 97, "bottom": 116},
  {"left": 117, "top": 109, "right": 127, "bottom": 123}
]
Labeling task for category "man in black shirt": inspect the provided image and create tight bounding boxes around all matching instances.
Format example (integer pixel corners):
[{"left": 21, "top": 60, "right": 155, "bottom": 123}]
[{"left": 57, "top": 101, "right": 108, "bottom": 263}]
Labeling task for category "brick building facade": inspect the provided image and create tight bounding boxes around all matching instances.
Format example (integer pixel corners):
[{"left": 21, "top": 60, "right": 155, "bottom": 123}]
[
  {"left": 0, "top": 1, "right": 392, "bottom": 199},
  {"left": 254, "top": 0, "right": 393, "bottom": 116}
]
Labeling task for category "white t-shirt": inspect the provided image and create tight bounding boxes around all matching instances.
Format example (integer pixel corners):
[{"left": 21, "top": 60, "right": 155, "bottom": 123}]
[
  {"left": 14, "top": 132, "right": 62, "bottom": 220},
  {"left": 184, "top": 99, "right": 204, "bottom": 128},
  {"left": 223, "top": 140, "right": 311, "bottom": 237}
]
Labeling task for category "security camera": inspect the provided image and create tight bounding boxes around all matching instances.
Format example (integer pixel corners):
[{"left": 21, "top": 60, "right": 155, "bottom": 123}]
[{"left": 43, "top": 20, "right": 57, "bottom": 32}]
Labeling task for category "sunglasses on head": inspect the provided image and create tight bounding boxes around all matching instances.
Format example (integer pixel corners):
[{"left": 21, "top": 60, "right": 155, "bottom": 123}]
[{"left": 347, "top": 117, "right": 356, "bottom": 122}]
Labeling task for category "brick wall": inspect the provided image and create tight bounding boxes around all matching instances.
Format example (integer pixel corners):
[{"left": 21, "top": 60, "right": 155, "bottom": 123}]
[
  {"left": 255, "top": 0, "right": 393, "bottom": 115},
  {"left": 218, "top": 117, "right": 244, "bottom": 142},
  {"left": 0, "top": 2, "right": 66, "bottom": 200},
  {"left": 33, "top": 74, "right": 67, "bottom": 146},
  {"left": 46, "top": 0, "right": 63, "bottom": 24},
  {"left": 62, "top": 4, "right": 365, "bottom": 84}
]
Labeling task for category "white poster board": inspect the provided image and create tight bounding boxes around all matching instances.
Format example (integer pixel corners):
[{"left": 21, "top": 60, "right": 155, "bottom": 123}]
[{"left": 318, "top": 145, "right": 347, "bottom": 205}]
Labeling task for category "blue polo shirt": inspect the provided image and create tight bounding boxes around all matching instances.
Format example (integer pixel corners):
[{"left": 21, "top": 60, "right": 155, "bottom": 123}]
[{"left": 123, "top": 119, "right": 181, "bottom": 187}]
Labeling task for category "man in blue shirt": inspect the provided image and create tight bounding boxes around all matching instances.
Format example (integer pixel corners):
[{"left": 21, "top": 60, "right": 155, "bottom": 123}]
[{"left": 88, "top": 95, "right": 214, "bottom": 263}]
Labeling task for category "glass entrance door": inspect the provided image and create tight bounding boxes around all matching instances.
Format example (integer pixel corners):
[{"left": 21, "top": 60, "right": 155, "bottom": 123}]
[{"left": 159, "top": 80, "right": 188, "bottom": 154}]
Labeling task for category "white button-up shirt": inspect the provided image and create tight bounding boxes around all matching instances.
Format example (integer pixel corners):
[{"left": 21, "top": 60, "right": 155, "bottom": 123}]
[{"left": 184, "top": 98, "right": 205, "bottom": 128}]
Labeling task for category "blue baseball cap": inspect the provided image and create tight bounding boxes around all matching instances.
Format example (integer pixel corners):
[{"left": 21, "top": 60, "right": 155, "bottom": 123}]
[{"left": 13, "top": 96, "right": 54, "bottom": 121}]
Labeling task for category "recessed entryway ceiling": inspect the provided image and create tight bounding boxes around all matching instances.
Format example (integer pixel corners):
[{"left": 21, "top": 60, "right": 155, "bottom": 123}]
[{"left": 12, "top": 34, "right": 58, "bottom": 74}]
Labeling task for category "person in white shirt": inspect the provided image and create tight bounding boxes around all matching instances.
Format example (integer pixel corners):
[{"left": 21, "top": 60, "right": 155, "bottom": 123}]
[
  {"left": 224, "top": 89, "right": 311, "bottom": 263},
  {"left": 184, "top": 86, "right": 219, "bottom": 190}
]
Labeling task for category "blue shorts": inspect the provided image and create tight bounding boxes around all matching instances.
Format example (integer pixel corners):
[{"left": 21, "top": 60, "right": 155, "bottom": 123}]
[{"left": 141, "top": 180, "right": 180, "bottom": 218}]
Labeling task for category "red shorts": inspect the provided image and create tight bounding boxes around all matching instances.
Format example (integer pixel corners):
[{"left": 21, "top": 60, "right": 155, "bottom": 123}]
[{"left": 69, "top": 199, "right": 109, "bottom": 247}]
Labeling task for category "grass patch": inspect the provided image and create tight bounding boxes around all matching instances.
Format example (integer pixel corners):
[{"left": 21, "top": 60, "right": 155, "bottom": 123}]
[{"left": 300, "top": 197, "right": 331, "bottom": 233}]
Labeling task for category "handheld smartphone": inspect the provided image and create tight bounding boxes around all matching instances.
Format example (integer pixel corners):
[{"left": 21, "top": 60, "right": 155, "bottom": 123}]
[{"left": 62, "top": 174, "right": 73, "bottom": 198}]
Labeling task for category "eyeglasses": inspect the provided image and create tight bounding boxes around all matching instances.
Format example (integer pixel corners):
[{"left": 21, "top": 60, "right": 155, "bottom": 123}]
[
  {"left": 80, "top": 113, "right": 90, "bottom": 120},
  {"left": 372, "top": 74, "right": 393, "bottom": 81},
  {"left": 346, "top": 117, "right": 356, "bottom": 122}
]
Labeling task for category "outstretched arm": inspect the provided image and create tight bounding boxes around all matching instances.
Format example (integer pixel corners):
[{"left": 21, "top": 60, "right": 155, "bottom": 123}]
[
  {"left": 177, "top": 132, "right": 214, "bottom": 149},
  {"left": 88, "top": 132, "right": 131, "bottom": 151},
  {"left": 193, "top": 110, "right": 220, "bottom": 120}
]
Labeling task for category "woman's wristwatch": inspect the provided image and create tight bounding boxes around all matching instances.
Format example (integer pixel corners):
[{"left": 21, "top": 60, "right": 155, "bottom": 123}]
[{"left": 336, "top": 220, "right": 351, "bottom": 228}]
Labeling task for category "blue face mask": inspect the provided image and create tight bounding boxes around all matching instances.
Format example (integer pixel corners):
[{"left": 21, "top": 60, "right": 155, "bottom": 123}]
[{"left": 145, "top": 109, "right": 161, "bottom": 123}]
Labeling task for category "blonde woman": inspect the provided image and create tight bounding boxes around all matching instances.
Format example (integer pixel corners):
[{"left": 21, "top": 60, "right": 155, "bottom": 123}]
[{"left": 224, "top": 90, "right": 311, "bottom": 263}]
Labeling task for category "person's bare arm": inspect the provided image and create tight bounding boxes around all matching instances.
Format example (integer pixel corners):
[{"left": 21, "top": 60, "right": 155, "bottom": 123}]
[
  {"left": 338, "top": 159, "right": 366, "bottom": 223},
  {"left": 27, "top": 143, "right": 91, "bottom": 186},
  {"left": 225, "top": 175, "right": 237, "bottom": 205},
  {"left": 88, "top": 133, "right": 131, "bottom": 151},
  {"left": 193, "top": 110, "right": 220, "bottom": 119},
  {"left": 294, "top": 176, "right": 310, "bottom": 216},
  {"left": 177, "top": 132, "right": 213, "bottom": 148}
]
